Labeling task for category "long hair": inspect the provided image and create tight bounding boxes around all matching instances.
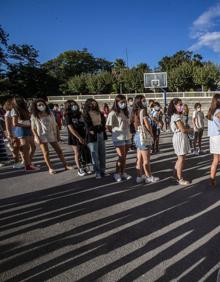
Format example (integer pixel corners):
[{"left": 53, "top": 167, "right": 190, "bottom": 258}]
[
  {"left": 167, "top": 98, "right": 182, "bottom": 117},
  {"left": 31, "top": 99, "right": 51, "bottom": 118},
  {"left": 3, "top": 98, "right": 13, "bottom": 111},
  {"left": 83, "top": 98, "right": 101, "bottom": 117},
  {"left": 64, "top": 100, "right": 81, "bottom": 118},
  {"left": 207, "top": 94, "right": 220, "bottom": 120},
  {"left": 12, "top": 96, "right": 30, "bottom": 120},
  {"left": 111, "top": 94, "right": 129, "bottom": 117}
]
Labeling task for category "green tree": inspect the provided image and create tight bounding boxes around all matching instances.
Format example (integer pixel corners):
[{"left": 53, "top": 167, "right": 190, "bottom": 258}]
[
  {"left": 193, "top": 63, "right": 220, "bottom": 91},
  {"left": 66, "top": 74, "right": 88, "bottom": 95}
]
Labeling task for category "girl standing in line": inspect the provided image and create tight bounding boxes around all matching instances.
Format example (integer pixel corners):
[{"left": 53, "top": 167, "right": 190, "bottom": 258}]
[
  {"left": 207, "top": 94, "right": 220, "bottom": 188},
  {"left": 131, "top": 95, "right": 160, "bottom": 184},
  {"left": 64, "top": 100, "right": 91, "bottom": 176},
  {"left": 106, "top": 94, "right": 132, "bottom": 182},
  {"left": 31, "top": 99, "right": 71, "bottom": 174},
  {"left": 168, "top": 98, "right": 191, "bottom": 185},
  {"left": 11, "top": 97, "right": 38, "bottom": 172},
  {"left": 83, "top": 99, "right": 107, "bottom": 179}
]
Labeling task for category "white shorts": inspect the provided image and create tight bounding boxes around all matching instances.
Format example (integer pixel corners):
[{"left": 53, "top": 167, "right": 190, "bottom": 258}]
[{"left": 210, "top": 136, "right": 220, "bottom": 154}]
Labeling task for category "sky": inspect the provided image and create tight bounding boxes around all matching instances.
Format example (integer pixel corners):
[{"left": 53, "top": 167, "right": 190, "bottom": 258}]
[{"left": 1, "top": 0, "right": 220, "bottom": 69}]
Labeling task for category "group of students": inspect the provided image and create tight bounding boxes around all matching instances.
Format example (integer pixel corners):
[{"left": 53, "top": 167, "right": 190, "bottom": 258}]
[{"left": 0, "top": 93, "right": 220, "bottom": 188}]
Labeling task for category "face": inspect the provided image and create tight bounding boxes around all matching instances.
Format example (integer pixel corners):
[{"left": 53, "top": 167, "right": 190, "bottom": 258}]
[
  {"left": 128, "top": 99, "right": 133, "bottom": 106},
  {"left": 37, "top": 102, "right": 46, "bottom": 112},
  {"left": 141, "top": 98, "right": 147, "bottom": 108},
  {"left": 175, "top": 101, "right": 184, "bottom": 113},
  {"left": 71, "top": 103, "right": 78, "bottom": 111},
  {"left": 91, "top": 101, "right": 98, "bottom": 110},
  {"left": 197, "top": 105, "right": 201, "bottom": 111},
  {"left": 118, "top": 99, "right": 127, "bottom": 110}
]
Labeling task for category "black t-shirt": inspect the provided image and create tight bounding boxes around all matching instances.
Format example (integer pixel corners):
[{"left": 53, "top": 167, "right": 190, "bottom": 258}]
[{"left": 65, "top": 112, "right": 86, "bottom": 141}]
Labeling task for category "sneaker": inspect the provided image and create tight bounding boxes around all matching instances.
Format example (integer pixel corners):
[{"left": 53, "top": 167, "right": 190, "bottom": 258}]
[
  {"left": 178, "top": 179, "right": 190, "bottom": 186},
  {"left": 30, "top": 164, "right": 40, "bottom": 170},
  {"left": 122, "top": 173, "right": 132, "bottom": 180},
  {"left": 78, "top": 168, "right": 86, "bottom": 176},
  {"left": 136, "top": 176, "right": 145, "bottom": 184},
  {"left": 145, "top": 175, "right": 160, "bottom": 183},
  {"left": 96, "top": 173, "right": 102, "bottom": 179},
  {"left": 85, "top": 166, "right": 92, "bottom": 175},
  {"left": 13, "top": 162, "right": 24, "bottom": 169},
  {"left": 114, "top": 173, "right": 122, "bottom": 182},
  {"left": 193, "top": 150, "right": 199, "bottom": 156}
]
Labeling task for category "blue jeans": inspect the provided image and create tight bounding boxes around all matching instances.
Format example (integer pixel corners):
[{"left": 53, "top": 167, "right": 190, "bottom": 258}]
[{"left": 88, "top": 132, "right": 106, "bottom": 175}]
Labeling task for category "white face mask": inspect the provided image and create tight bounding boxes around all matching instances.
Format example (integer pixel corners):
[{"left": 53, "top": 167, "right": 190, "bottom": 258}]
[
  {"left": 72, "top": 105, "right": 78, "bottom": 111},
  {"left": 197, "top": 108, "right": 201, "bottom": 112},
  {"left": 154, "top": 106, "right": 160, "bottom": 111},
  {"left": 118, "top": 102, "right": 127, "bottom": 110},
  {"left": 37, "top": 105, "right": 46, "bottom": 112},
  {"left": 129, "top": 101, "right": 133, "bottom": 106}
]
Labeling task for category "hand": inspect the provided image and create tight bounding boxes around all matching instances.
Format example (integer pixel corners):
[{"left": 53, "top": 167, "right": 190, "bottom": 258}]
[
  {"left": 79, "top": 137, "right": 85, "bottom": 144},
  {"left": 89, "top": 131, "right": 95, "bottom": 135},
  {"left": 35, "top": 136, "right": 41, "bottom": 144}
]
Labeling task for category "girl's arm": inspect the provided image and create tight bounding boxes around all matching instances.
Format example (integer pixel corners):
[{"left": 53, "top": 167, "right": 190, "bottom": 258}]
[
  {"left": 5, "top": 116, "right": 13, "bottom": 138},
  {"left": 176, "top": 120, "right": 190, "bottom": 134}
]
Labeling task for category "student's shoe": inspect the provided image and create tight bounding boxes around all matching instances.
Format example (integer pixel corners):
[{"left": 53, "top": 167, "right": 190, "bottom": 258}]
[
  {"left": 114, "top": 173, "right": 122, "bottom": 182},
  {"left": 25, "top": 165, "right": 39, "bottom": 172},
  {"left": 13, "top": 162, "right": 24, "bottom": 169},
  {"left": 96, "top": 173, "right": 102, "bottom": 179},
  {"left": 78, "top": 168, "right": 86, "bottom": 176},
  {"left": 30, "top": 164, "right": 40, "bottom": 171},
  {"left": 85, "top": 167, "right": 92, "bottom": 175},
  {"left": 136, "top": 176, "right": 145, "bottom": 184},
  {"left": 145, "top": 175, "right": 160, "bottom": 183},
  {"left": 178, "top": 179, "right": 190, "bottom": 186},
  {"left": 49, "top": 169, "right": 57, "bottom": 175},
  {"left": 122, "top": 173, "right": 132, "bottom": 180}
]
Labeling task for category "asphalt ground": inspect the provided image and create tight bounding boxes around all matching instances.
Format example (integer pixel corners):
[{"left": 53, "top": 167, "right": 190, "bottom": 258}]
[{"left": 0, "top": 130, "right": 220, "bottom": 282}]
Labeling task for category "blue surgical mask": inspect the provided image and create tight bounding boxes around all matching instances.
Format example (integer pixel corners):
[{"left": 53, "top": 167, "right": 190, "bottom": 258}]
[{"left": 118, "top": 102, "right": 127, "bottom": 110}]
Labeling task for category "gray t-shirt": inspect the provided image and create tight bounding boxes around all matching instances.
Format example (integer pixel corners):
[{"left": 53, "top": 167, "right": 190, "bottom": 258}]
[
  {"left": 192, "top": 110, "right": 205, "bottom": 130},
  {"left": 106, "top": 111, "right": 131, "bottom": 142}
]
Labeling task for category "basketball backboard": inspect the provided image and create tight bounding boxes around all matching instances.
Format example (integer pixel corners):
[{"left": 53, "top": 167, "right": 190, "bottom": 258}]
[{"left": 144, "top": 72, "right": 167, "bottom": 89}]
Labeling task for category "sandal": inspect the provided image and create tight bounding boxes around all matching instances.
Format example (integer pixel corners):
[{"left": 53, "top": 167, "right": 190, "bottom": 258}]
[
  {"left": 178, "top": 179, "right": 190, "bottom": 186},
  {"left": 65, "top": 165, "right": 73, "bottom": 170},
  {"left": 49, "top": 169, "right": 56, "bottom": 175}
]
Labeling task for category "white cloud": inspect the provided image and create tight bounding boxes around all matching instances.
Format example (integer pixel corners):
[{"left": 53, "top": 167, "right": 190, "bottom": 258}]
[
  {"left": 190, "top": 32, "right": 220, "bottom": 52},
  {"left": 190, "top": 2, "right": 220, "bottom": 53}
]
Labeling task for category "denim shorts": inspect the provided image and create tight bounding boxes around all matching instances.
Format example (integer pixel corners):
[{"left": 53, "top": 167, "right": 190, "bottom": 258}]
[
  {"left": 14, "top": 127, "right": 33, "bottom": 138},
  {"left": 134, "top": 132, "right": 151, "bottom": 151},
  {"left": 113, "top": 139, "right": 132, "bottom": 147}
]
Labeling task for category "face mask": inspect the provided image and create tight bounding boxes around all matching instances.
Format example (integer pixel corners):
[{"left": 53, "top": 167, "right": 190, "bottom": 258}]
[
  {"left": 142, "top": 101, "right": 147, "bottom": 108},
  {"left": 154, "top": 106, "right": 160, "bottom": 111},
  {"left": 197, "top": 108, "right": 201, "bottom": 112},
  {"left": 177, "top": 105, "right": 184, "bottom": 113},
  {"left": 72, "top": 105, "right": 78, "bottom": 111},
  {"left": 118, "top": 102, "right": 127, "bottom": 110},
  {"left": 37, "top": 105, "right": 46, "bottom": 112},
  {"left": 129, "top": 102, "right": 133, "bottom": 106}
]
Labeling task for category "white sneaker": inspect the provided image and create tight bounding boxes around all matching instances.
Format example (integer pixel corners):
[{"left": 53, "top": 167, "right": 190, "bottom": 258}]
[
  {"left": 114, "top": 173, "right": 122, "bottom": 182},
  {"left": 122, "top": 173, "right": 132, "bottom": 180},
  {"left": 145, "top": 175, "right": 160, "bottom": 183},
  {"left": 193, "top": 150, "right": 199, "bottom": 156},
  {"left": 13, "top": 162, "right": 24, "bottom": 169},
  {"left": 136, "top": 176, "right": 145, "bottom": 184},
  {"left": 78, "top": 168, "right": 86, "bottom": 176}
]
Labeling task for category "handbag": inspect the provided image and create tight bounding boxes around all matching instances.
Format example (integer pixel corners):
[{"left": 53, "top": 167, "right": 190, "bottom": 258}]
[{"left": 138, "top": 109, "right": 153, "bottom": 146}]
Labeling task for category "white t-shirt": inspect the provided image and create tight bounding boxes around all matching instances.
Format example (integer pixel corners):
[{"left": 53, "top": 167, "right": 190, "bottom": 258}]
[
  {"left": 106, "top": 111, "right": 132, "bottom": 142},
  {"left": 11, "top": 108, "right": 31, "bottom": 126},
  {"left": 192, "top": 110, "right": 204, "bottom": 130}
]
